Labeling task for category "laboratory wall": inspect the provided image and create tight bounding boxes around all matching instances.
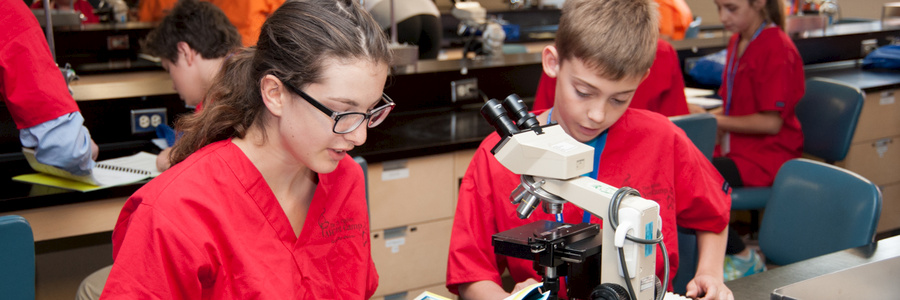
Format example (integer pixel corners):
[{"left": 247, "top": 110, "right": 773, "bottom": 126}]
[{"left": 686, "top": 0, "right": 897, "bottom": 27}]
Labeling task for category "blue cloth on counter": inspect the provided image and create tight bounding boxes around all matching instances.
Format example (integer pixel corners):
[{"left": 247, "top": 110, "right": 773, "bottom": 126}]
[
  {"left": 688, "top": 49, "right": 727, "bottom": 87},
  {"left": 19, "top": 112, "right": 95, "bottom": 175},
  {"left": 862, "top": 44, "right": 900, "bottom": 70}
]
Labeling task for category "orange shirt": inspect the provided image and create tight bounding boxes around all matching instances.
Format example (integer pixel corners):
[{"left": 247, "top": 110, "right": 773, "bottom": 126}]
[
  {"left": 138, "top": 0, "right": 284, "bottom": 46},
  {"left": 656, "top": 0, "right": 693, "bottom": 40}
]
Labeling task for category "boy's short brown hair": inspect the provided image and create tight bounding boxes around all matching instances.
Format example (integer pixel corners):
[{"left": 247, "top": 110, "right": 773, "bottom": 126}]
[
  {"left": 140, "top": 0, "right": 241, "bottom": 63},
  {"left": 556, "top": 0, "right": 659, "bottom": 81}
]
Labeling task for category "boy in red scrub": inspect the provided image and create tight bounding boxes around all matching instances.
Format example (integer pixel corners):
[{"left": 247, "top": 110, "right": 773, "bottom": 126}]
[
  {"left": 532, "top": 39, "right": 690, "bottom": 117},
  {"left": 100, "top": 0, "right": 393, "bottom": 298},
  {"left": 711, "top": 0, "right": 804, "bottom": 281},
  {"left": 140, "top": 0, "right": 242, "bottom": 172},
  {"left": 1, "top": 0, "right": 98, "bottom": 175},
  {"left": 446, "top": 0, "right": 734, "bottom": 299}
]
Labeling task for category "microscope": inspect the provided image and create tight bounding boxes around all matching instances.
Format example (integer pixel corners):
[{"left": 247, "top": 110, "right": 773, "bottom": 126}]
[
  {"left": 451, "top": 0, "right": 506, "bottom": 58},
  {"left": 481, "top": 95, "right": 668, "bottom": 300}
]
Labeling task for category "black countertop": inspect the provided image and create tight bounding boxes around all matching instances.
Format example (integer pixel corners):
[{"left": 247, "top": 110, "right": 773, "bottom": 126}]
[{"left": 0, "top": 106, "right": 498, "bottom": 213}]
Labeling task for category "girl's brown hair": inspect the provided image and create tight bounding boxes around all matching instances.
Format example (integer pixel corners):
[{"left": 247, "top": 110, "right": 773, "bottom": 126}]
[{"left": 169, "top": 0, "right": 392, "bottom": 165}]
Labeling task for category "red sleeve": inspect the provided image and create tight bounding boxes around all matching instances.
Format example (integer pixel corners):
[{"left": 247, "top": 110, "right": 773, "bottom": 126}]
[
  {"left": 655, "top": 40, "right": 689, "bottom": 116},
  {"left": 103, "top": 200, "right": 211, "bottom": 299},
  {"left": 632, "top": 40, "right": 689, "bottom": 117},
  {"left": 672, "top": 126, "right": 731, "bottom": 232},
  {"left": 446, "top": 135, "right": 506, "bottom": 294},
  {"left": 532, "top": 72, "right": 556, "bottom": 111},
  {"left": 0, "top": 3, "right": 79, "bottom": 129},
  {"left": 751, "top": 33, "right": 805, "bottom": 120}
]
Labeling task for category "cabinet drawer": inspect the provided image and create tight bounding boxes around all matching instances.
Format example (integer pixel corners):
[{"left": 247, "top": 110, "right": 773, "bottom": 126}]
[
  {"left": 371, "top": 218, "right": 453, "bottom": 298},
  {"left": 839, "top": 136, "right": 900, "bottom": 186},
  {"left": 877, "top": 182, "right": 900, "bottom": 234},
  {"left": 453, "top": 149, "right": 477, "bottom": 208},
  {"left": 852, "top": 89, "right": 900, "bottom": 143},
  {"left": 369, "top": 153, "right": 455, "bottom": 231},
  {"left": 372, "top": 283, "right": 457, "bottom": 300}
]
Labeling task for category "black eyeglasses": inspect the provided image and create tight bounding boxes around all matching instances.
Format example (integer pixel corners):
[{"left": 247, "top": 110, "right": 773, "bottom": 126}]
[{"left": 281, "top": 80, "right": 395, "bottom": 134}]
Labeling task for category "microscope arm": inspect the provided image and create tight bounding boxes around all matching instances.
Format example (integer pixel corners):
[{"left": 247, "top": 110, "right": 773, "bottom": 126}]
[{"left": 539, "top": 176, "right": 662, "bottom": 300}]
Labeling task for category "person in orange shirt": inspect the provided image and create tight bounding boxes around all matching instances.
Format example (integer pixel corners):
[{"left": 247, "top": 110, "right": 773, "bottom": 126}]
[
  {"left": 656, "top": 0, "right": 694, "bottom": 40},
  {"left": 138, "top": 0, "right": 284, "bottom": 46}
]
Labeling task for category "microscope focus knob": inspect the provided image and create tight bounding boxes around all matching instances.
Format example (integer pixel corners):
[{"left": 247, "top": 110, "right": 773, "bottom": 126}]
[{"left": 590, "top": 283, "right": 629, "bottom": 300}]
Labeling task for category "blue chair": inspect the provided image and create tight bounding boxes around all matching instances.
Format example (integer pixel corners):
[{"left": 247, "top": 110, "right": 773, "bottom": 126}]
[
  {"left": 670, "top": 113, "right": 717, "bottom": 161},
  {"left": 758, "top": 158, "right": 881, "bottom": 266},
  {"left": 0, "top": 215, "right": 35, "bottom": 300},
  {"left": 669, "top": 113, "right": 717, "bottom": 294},
  {"left": 730, "top": 78, "right": 865, "bottom": 225}
]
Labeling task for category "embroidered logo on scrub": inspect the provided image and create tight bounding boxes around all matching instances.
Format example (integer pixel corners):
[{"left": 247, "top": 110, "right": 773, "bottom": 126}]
[{"left": 318, "top": 211, "right": 368, "bottom": 245}]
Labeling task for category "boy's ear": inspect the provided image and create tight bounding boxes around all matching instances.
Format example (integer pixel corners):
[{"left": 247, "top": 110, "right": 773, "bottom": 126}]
[
  {"left": 260, "top": 74, "right": 287, "bottom": 117},
  {"left": 176, "top": 41, "right": 197, "bottom": 66},
  {"left": 542, "top": 45, "right": 561, "bottom": 79}
]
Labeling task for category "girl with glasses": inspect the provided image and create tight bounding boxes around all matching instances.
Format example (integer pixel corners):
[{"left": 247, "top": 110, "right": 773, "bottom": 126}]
[{"left": 101, "top": 0, "right": 392, "bottom": 298}]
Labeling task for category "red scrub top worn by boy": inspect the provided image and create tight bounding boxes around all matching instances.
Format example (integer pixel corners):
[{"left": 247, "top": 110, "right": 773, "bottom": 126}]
[
  {"left": 447, "top": 108, "right": 731, "bottom": 297},
  {"left": 533, "top": 39, "right": 690, "bottom": 117},
  {"left": 1, "top": 2, "right": 80, "bottom": 129},
  {"left": 716, "top": 27, "right": 804, "bottom": 187},
  {"left": 102, "top": 140, "right": 378, "bottom": 299}
]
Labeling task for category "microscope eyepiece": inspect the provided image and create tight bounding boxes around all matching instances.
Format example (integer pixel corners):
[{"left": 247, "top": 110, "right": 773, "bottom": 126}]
[
  {"left": 501, "top": 94, "right": 542, "bottom": 133},
  {"left": 481, "top": 99, "right": 520, "bottom": 137}
]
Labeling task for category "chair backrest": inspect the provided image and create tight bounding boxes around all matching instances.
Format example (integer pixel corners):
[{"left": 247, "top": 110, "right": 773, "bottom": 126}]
[
  {"left": 0, "top": 215, "right": 35, "bottom": 300},
  {"left": 672, "top": 227, "right": 698, "bottom": 295},
  {"left": 758, "top": 159, "right": 882, "bottom": 266},
  {"left": 670, "top": 113, "right": 717, "bottom": 161},
  {"left": 795, "top": 77, "right": 865, "bottom": 163}
]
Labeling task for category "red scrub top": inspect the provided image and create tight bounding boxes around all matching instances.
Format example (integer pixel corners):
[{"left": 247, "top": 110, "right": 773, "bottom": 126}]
[
  {"left": 715, "top": 27, "right": 804, "bottom": 187},
  {"left": 1, "top": 2, "right": 80, "bottom": 129},
  {"left": 102, "top": 140, "right": 378, "bottom": 299},
  {"left": 533, "top": 39, "right": 689, "bottom": 117},
  {"left": 447, "top": 108, "right": 731, "bottom": 297}
]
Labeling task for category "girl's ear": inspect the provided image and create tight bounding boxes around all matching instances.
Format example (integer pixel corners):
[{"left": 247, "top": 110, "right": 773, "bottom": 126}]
[{"left": 259, "top": 75, "right": 287, "bottom": 117}]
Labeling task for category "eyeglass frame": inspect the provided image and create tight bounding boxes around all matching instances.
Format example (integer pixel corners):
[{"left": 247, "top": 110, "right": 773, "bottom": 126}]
[{"left": 280, "top": 79, "right": 395, "bottom": 134}]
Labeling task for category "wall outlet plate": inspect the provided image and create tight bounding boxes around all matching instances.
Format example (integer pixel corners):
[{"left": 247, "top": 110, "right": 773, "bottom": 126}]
[
  {"left": 861, "top": 39, "right": 878, "bottom": 57},
  {"left": 451, "top": 78, "right": 479, "bottom": 102},
  {"left": 130, "top": 108, "right": 167, "bottom": 134}
]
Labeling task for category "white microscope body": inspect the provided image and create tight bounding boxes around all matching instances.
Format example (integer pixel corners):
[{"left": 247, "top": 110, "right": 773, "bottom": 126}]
[{"left": 483, "top": 95, "right": 663, "bottom": 300}]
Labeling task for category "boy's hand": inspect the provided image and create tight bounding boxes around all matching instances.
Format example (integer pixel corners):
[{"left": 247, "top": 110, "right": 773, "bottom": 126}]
[{"left": 686, "top": 274, "right": 733, "bottom": 300}]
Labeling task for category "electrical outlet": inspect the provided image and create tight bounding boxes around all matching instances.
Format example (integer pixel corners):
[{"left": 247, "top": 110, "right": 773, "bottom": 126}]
[
  {"left": 130, "top": 108, "right": 167, "bottom": 134},
  {"left": 451, "top": 78, "right": 479, "bottom": 102},
  {"left": 861, "top": 39, "right": 878, "bottom": 57}
]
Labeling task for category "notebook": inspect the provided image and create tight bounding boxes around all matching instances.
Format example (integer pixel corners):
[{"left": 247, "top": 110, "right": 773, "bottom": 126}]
[{"left": 13, "top": 148, "right": 161, "bottom": 192}]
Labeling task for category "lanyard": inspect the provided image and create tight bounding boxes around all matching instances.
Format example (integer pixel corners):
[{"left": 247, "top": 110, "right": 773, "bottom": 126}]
[
  {"left": 547, "top": 108, "right": 608, "bottom": 224},
  {"left": 724, "top": 22, "right": 768, "bottom": 116}
]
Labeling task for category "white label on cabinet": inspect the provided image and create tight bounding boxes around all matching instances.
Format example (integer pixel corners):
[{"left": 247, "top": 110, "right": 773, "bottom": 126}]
[
  {"left": 385, "top": 237, "right": 406, "bottom": 253},
  {"left": 382, "top": 168, "right": 410, "bottom": 181},
  {"left": 881, "top": 91, "right": 895, "bottom": 105},
  {"left": 381, "top": 160, "right": 410, "bottom": 181}
]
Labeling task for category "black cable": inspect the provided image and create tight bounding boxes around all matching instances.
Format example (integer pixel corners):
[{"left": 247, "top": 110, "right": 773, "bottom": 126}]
[{"left": 618, "top": 247, "right": 637, "bottom": 300}]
